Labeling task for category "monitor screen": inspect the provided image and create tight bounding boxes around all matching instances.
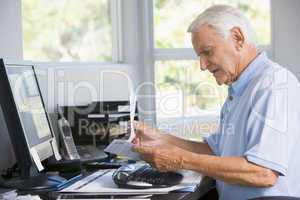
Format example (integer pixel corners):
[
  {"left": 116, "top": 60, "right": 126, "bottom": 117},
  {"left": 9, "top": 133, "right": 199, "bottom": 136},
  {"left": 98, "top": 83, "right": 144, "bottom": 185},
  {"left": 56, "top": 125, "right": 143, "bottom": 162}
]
[{"left": 7, "top": 66, "right": 53, "bottom": 160}]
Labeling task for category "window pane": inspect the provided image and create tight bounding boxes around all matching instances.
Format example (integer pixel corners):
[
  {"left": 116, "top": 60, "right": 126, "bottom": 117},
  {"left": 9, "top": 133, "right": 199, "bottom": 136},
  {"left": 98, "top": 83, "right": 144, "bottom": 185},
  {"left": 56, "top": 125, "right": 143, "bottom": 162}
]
[
  {"left": 155, "top": 60, "right": 227, "bottom": 119},
  {"left": 154, "top": 0, "right": 270, "bottom": 48},
  {"left": 22, "top": 0, "right": 112, "bottom": 62}
]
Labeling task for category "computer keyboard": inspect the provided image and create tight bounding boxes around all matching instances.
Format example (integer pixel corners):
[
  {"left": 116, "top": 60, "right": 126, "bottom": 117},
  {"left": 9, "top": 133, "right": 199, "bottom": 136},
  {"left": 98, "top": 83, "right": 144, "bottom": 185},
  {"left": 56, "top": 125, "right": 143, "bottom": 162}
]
[{"left": 113, "top": 163, "right": 183, "bottom": 189}]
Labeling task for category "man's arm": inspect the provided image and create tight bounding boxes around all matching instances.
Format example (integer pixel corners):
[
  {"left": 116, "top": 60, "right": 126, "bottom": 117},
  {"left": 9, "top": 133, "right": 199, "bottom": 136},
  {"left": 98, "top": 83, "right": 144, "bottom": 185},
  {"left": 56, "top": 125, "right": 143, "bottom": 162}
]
[
  {"left": 134, "top": 136, "right": 278, "bottom": 188},
  {"left": 161, "top": 134, "right": 214, "bottom": 155},
  {"left": 133, "top": 121, "right": 214, "bottom": 155},
  {"left": 180, "top": 150, "right": 278, "bottom": 187}
]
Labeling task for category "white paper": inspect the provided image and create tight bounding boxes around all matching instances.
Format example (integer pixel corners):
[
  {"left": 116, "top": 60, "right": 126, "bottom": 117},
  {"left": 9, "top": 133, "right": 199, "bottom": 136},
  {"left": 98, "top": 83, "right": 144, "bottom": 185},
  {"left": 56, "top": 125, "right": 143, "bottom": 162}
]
[
  {"left": 51, "top": 138, "right": 62, "bottom": 161},
  {"left": 62, "top": 169, "right": 192, "bottom": 195},
  {"left": 88, "top": 114, "right": 105, "bottom": 118},
  {"left": 0, "top": 190, "right": 17, "bottom": 200},
  {"left": 104, "top": 139, "right": 140, "bottom": 160},
  {"left": 109, "top": 113, "right": 131, "bottom": 118},
  {"left": 104, "top": 88, "right": 138, "bottom": 158},
  {"left": 128, "top": 91, "right": 137, "bottom": 142},
  {"left": 118, "top": 105, "right": 130, "bottom": 112},
  {"left": 179, "top": 170, "right": 202, "bottom": 185},
  {"left": 15, "top": 195, "right": 42, "bottom": 200},
  {"left": 30, "top": 148, "right": 44, "bottom": 171}
]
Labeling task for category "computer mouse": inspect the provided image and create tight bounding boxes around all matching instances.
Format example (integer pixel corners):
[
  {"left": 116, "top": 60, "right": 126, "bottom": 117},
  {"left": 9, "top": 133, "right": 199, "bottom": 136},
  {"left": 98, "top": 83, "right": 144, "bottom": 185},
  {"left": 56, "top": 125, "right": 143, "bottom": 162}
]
[{"left": 112, "top": 163, "right": 183, "bottom": 189}]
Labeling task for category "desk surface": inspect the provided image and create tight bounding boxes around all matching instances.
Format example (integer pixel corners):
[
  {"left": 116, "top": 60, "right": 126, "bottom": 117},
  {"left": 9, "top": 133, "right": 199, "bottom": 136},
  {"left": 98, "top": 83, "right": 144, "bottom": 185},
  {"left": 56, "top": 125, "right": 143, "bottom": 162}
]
[
  {"left": 0, "top": 178, "right": 214, "bottom": 200},
  {"left": 1, "top": 167, "right": 215, "bottom": 200},
  {"left": 52, "top": 177, "right": 215, "bottom": 200}
]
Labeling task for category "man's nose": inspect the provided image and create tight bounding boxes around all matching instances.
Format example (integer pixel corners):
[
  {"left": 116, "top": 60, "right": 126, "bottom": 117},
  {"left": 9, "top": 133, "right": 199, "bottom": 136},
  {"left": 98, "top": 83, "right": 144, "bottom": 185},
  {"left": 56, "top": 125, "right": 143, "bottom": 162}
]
[{"left": 200, "top": 56, "right": 208, "bottom": 70}]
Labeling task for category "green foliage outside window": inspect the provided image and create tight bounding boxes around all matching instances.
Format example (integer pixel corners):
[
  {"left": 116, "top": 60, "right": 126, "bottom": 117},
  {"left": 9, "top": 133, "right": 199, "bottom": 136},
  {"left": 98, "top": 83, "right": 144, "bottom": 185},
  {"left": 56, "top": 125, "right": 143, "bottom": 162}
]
[
  {"left": 154, "top": 0, "right": 270, "bottom": 48},
  {"left": 22, "top": 0, "right": 112, "bottom": 61},
  {"left": 156, "top": 61, "right": 227, "bottom": 117}
]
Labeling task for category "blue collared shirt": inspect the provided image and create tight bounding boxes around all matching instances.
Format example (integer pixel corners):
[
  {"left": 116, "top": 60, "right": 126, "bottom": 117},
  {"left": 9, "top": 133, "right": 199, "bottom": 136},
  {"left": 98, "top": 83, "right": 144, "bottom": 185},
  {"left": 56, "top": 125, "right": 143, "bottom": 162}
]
[{"left": 205, "top": 52, "right": 300, "bottom": 199}]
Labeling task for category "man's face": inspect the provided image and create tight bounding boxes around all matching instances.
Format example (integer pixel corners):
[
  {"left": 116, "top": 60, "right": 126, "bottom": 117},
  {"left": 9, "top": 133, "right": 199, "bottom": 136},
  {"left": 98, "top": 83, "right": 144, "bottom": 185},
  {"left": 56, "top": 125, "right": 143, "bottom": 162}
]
[{"left": 192, "top": 24, "right": 241, "bottom": 85}]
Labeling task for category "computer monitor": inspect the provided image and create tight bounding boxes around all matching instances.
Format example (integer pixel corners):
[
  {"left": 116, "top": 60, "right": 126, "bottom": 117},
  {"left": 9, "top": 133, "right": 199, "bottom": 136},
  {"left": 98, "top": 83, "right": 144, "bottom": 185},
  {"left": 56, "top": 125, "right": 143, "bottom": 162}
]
[{"left": 0, "top": 59, "right": 60, "bottom": 180}]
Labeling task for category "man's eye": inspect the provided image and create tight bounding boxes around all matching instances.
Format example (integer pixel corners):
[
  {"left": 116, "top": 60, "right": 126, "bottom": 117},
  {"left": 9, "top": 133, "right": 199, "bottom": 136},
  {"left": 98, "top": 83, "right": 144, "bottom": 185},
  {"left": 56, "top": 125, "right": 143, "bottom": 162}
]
[
  {"left": 203, "top": 51, "right": 210, "bottom": 56},
  {"left": 199, "top": 49, "right": 212, "bottom": 57}
]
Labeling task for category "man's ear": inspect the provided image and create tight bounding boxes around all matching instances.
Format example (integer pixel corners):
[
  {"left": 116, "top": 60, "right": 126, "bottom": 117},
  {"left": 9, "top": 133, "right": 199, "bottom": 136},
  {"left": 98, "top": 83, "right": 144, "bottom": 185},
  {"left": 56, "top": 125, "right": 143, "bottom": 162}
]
[{"left": 230, "top": 27, "right": 245, "bottom": 51}]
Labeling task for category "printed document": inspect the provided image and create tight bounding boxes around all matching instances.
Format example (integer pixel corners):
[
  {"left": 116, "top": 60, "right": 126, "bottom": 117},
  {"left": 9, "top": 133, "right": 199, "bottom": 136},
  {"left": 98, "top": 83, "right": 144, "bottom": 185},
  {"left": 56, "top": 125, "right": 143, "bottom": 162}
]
[{"left": 104, "top": 91, "right": 139, "bottom": 159}]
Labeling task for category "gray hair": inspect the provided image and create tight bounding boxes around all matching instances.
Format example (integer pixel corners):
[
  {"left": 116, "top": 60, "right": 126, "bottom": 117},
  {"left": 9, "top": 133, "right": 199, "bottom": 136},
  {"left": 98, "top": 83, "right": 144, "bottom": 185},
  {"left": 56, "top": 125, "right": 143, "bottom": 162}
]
[{"left": 188, "top": 5, "right": 257, "bottom": 46}]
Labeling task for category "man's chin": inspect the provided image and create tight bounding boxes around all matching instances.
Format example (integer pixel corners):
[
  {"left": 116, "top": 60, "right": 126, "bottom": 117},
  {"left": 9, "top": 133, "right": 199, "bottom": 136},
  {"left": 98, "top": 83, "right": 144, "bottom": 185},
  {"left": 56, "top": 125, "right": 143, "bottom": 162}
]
[
  {"left": 215, "top": 78, "right": 226, "bottom": 85},
  {"left": 214, "top": 76, "right": 232, "bottom": 85},
  {"left": 216, "top": 81, "right": 223, "bottom": 85}
]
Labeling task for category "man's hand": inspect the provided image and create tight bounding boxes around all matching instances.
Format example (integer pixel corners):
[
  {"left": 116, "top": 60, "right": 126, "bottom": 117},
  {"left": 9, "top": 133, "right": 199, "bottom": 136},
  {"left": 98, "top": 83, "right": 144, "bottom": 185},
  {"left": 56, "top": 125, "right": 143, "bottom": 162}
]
[
  {"left": 133, "top": 140, "right": 184, "bottom": 172},
  {"left": 132, "top": 121, "right": 164, "bottom": 144},
  {"left": 131, "top": 121, "right": 184, "bottom": 171}
]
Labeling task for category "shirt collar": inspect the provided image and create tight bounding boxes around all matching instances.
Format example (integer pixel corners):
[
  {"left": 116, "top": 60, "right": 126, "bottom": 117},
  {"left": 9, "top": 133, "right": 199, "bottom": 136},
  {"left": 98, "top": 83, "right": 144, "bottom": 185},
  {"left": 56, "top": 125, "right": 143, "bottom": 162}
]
[{"left": 229, "top": 51, "right": 268, "bottom": 97}]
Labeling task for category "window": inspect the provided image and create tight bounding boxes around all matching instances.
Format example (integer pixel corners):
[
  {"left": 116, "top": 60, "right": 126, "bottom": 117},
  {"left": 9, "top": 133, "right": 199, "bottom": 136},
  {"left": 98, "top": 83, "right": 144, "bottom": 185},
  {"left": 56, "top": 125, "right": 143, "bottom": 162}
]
[
  {"left": 22, "top": 0, "right": 113, "bottom": 62},
  {"left": 153, "top": 0, "right": 271, "bottom": 122},
  {"left": 156, "top": 60, "right": 227, "bottom": 118},
  {"left": 154, "top": 0, "right": 270, "bottom": 48}
]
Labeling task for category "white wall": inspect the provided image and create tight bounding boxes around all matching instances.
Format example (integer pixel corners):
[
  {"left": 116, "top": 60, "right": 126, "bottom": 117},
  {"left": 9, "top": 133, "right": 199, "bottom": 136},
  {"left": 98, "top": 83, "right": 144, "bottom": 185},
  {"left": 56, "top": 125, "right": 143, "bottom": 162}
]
[
  {"left": 0, "top": 0, "right": 22, "bottom": 59},
  {"left": 272, "top": 0, "right": 300, "bottom": 78},
  {"left": 35, "top": 64, "right": 135, "bottom": 113}
]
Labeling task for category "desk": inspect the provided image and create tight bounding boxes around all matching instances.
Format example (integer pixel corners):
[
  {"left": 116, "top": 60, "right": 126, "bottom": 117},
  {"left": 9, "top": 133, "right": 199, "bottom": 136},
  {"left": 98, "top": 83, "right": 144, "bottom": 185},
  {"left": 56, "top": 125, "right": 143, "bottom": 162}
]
[
  {"left": 51, "top": 176, "right": 215, "bottom": 200},
  {"left": 0, "top": 177, "right": 215, "bottom": 200},
  {"left": 0, "top": 165, "right": 215, "bottom": 200}
]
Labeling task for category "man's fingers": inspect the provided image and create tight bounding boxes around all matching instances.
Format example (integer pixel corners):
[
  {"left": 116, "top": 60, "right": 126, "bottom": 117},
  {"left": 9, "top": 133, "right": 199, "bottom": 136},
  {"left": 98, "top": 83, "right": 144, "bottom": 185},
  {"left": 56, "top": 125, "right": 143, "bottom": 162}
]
[
  {"left": 132, "top": 144, "right": 156, "bottom": 164},
  {"left": 132, "top": 137, "right": 140, "bottom": 145},
  {"left": 131, "top": 121, "right": 153, "bottom": 140},
  {"left": 132, "top": 120, "right": 144, "bottom": 131},
  {"left": 140, "top": 155, "right": 154, "bottom": 164},
  {"left": 132, "top": 120, "right": 153, "bottom": 132},
  {"left": 133, "top": 144, "right": 155, "bottom": 154}
]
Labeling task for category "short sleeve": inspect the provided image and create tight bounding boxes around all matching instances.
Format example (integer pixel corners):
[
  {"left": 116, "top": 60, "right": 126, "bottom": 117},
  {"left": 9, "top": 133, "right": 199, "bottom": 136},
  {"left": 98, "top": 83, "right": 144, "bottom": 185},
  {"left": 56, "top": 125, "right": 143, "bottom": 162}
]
[{"left": 244, "top": 85, "right": 289, "bottom": 176}]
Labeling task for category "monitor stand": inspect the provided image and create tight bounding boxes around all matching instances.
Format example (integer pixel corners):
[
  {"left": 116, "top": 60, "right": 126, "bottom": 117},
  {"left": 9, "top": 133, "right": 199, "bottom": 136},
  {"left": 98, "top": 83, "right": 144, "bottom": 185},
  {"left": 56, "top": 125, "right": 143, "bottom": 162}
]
[{"left": 4, "top": 174, "right": 67, "bottom": 191}]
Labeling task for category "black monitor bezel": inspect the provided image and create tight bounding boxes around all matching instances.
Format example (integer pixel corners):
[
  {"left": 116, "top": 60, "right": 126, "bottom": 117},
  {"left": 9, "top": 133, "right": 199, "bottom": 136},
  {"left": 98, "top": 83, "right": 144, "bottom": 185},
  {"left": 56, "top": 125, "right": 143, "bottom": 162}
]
[{"left": 0, "top": 59, "right": 55, "bottom": 178}]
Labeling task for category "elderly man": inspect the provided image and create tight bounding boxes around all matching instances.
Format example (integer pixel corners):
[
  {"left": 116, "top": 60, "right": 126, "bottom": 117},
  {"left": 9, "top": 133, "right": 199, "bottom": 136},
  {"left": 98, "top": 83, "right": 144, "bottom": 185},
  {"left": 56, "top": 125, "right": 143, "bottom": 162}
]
[{"left": 133, "top": 5, "right": 300, "bottom": 200}]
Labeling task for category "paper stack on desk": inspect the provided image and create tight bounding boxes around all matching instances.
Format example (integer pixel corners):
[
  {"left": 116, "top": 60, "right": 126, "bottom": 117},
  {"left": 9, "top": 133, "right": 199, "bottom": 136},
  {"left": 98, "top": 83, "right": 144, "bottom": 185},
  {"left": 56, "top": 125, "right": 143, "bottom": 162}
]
[{"left": 61, "top": 169, "right": 202, "bottom": 195}]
